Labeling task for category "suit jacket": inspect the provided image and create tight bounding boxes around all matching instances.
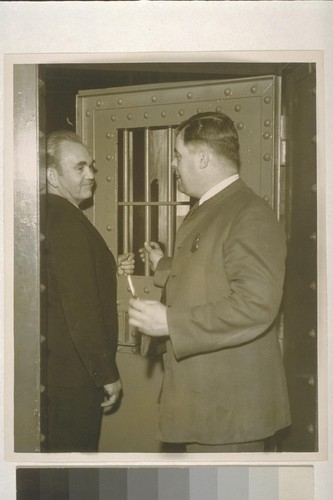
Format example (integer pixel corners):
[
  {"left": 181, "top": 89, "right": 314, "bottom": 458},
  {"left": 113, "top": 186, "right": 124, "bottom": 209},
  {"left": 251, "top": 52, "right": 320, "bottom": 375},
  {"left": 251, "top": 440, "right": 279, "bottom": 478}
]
[
  {"left": 45, "top": 194, "right": 119, "bottom": 389},
  {"left": 154, "top": 179, "right": 291, "bottom": 445}
]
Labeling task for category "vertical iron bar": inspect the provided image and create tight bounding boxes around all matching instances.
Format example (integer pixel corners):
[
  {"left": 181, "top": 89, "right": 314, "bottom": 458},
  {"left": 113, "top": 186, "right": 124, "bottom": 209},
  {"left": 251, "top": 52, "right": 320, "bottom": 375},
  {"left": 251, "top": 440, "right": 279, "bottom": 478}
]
[
  {"left": 144, "top": 128, "right": 151, "bottom": 276},
  {"left": 129, "top": 131, "right": 134, "bottom": 253},
  {"left": 123, "top": 130, "right": 129, "bottom": 254},
  {"left": 167, "top": 127, "right": 174, "bottom": 256}
]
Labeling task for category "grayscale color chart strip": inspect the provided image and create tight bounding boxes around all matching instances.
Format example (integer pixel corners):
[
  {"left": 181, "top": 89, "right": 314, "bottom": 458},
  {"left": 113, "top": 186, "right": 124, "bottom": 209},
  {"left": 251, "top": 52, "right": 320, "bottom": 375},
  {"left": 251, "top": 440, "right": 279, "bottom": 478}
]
[{"left": 16, "top": 467, "right": 313, "bottom": 500}]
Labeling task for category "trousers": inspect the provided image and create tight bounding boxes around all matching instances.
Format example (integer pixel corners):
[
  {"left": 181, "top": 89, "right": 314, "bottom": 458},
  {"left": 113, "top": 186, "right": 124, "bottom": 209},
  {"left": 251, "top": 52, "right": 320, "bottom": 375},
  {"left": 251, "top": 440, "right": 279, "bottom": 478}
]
[{"left": 46, "top": 386, "right": 104, "bottom": 452}]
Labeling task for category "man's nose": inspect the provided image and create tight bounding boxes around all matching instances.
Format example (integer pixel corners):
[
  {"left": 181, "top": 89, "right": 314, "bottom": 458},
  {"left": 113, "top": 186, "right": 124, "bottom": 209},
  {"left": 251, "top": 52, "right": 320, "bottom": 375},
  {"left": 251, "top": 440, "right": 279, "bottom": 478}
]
[{"left": 85, "top": 165, "right": 95, "bottom": 179}]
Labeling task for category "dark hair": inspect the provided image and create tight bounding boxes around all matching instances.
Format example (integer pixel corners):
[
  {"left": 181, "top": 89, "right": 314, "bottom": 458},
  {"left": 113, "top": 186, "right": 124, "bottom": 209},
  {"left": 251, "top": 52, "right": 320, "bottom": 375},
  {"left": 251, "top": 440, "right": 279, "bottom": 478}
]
[
  {"left": 177, "top": 112, "right": 240, "bottom": 168},
  {"left": 46, "top": 130, "right": 83, "bottom": 171}
]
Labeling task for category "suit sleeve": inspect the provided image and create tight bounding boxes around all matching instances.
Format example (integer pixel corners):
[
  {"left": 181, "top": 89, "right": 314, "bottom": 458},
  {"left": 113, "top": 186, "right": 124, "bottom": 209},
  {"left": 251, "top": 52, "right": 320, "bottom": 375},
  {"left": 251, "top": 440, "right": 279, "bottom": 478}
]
[
  {"left": 48, "top": 217, "right": 119, "bottom": 386},
  {"left": 167, "top": 201, "right": 287, "bottom": 360},
  {"left": 153, "top": 257, "right": 173, "bottom": 288}
]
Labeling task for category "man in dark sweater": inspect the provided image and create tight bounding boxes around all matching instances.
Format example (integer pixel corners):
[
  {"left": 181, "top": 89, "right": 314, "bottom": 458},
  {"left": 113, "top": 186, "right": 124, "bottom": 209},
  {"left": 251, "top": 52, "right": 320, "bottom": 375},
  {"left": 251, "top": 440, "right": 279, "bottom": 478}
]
[{"left": 45, "top": 130, "right": 133, "bottom": 452}]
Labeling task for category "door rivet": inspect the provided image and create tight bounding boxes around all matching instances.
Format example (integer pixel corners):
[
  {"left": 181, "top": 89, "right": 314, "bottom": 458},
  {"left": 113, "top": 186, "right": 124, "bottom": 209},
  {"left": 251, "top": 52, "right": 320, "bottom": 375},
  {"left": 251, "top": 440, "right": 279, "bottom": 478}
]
[
  {"left": 308, "top": 329, "right": 316, "bottom": 338},
  {"left": 263, "top": 154, "right": 271, "bottom": 161},
  {"left": 250, "top": 86, "right": 258, "bottom": 94},
  {"left": 117, "top": 98, "right": 123, "bottom": 105},
  {"left": 86, "top": 110, "right": 92, "bottom": 117},
  {"left": 264, "top": 96, "right": 272, "bottom": 104},
  {"left": 187, "top": 92, "right": 193, "bottom": 99},
  {"left": 235, "top": 105, "right": 242, "bottom": 112},
  {"left": 307, "top": 424, "right": 314, "bottom": 434},
  {"left": 309, "top": 281, "right": 316, "bottom": 292},
  {"left": 151, "top": 95, "right": 158, "bottom": 102},
  {"left": 111, "top": 115, "right": 116, "bottom": 121},
  {"left": 263, "top": 132, "right": 271, "bottom": 139},
  {"left": 224, "top": 88, "right": 232, "bottom": 96},
  {"left": 127, "top": 113, "right": 133, "bottom": 120},
  {"left": 237, "top": 122, "right": 245, "bottom": 130},
  {"left": 264, "top": 119, "right": 272, "bottom": 127}
]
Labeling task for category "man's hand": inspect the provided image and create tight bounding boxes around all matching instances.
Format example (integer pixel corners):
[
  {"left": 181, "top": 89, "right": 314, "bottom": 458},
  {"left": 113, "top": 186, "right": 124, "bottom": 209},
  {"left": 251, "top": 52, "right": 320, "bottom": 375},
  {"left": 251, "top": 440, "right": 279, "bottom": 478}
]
[
  {"left": 139, "top": 241, "right": 164, "bottom": 272},
  {"left": 101, "top": 379, "right": 122, "bottom": 408},
  {"left": 117, "top": 252, "right": 135, "bottom": 275},
  {"left": 128, "top": 298, "right": 169, "bottom": 337}
]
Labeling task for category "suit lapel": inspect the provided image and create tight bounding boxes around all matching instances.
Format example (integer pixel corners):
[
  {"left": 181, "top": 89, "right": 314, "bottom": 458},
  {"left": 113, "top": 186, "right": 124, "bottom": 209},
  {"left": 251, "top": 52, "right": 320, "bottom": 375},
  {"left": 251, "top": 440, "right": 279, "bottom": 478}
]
[
  {"left": 176, "top": 180, "right": 245, "bottom": 244},
  {"left": 48, "top": 195, "right": 116, "bottom": 265},
  {"left": 78, "top": 210, "right": 116, "bottom": 258},
  {"left": 77, "top": 210, "right": 107, "bottom": 247}
]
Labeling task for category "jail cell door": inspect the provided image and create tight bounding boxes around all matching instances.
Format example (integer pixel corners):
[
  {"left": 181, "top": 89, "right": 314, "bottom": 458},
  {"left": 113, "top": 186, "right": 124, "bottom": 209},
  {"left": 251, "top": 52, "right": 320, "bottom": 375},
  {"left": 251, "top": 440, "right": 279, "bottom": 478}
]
[{"left": 76, "top": 76, "right": 281, "bottom": 452}]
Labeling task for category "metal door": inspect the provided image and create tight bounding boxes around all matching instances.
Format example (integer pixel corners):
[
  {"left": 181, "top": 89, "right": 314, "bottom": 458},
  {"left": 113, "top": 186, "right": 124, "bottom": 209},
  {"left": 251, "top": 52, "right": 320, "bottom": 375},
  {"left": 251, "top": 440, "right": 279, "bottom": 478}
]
[{"left": 76, "top": 77, "right": 281, "bottom": 451}]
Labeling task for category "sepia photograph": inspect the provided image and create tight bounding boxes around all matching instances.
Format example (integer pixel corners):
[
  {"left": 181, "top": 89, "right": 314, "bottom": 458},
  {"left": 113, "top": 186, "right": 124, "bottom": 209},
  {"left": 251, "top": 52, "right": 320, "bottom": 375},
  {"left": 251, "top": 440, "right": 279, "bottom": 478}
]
[
  {"left": 5, "top": 55, "right": 323, "bottom": 457},
  {"left": 1, "top": 2, "right": 333, "bottom": 500}
]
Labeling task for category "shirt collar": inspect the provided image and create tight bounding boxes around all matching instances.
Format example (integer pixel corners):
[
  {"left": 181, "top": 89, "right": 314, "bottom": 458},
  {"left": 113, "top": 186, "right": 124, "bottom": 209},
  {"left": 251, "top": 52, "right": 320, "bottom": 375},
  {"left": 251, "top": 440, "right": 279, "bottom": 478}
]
[{"left": 199, "top": 174, "right": 240, "bottom": 206}]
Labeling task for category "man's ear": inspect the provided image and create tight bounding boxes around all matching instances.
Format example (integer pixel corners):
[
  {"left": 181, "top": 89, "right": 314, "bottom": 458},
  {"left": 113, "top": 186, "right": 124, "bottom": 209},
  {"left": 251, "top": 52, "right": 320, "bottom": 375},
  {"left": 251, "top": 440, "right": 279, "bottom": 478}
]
[
  {"left": 47, "top": 167, "right": 59, "bottom": 188},
  {"left": 198, "top": 147, "right": 209, "bottom": 169}
]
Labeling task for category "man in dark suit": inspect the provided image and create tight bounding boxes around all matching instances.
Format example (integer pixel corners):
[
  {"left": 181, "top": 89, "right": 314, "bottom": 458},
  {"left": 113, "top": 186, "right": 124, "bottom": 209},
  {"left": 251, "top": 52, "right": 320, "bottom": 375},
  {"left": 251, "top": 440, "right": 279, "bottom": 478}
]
[
  {"left": 45, "top": 130, "right": 134, "bottom": 452},
  {"left": 129, "top": 112, "right": 290, "bottom": 452}
]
